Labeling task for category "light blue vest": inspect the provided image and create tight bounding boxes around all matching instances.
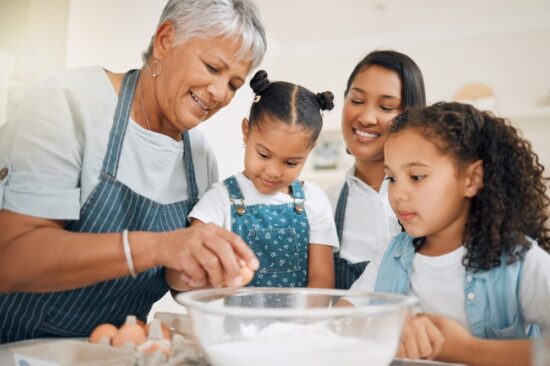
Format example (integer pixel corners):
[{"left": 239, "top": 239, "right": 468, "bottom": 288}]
[{"left": 374, "top": 232, "right": 539, "bottom": 339}]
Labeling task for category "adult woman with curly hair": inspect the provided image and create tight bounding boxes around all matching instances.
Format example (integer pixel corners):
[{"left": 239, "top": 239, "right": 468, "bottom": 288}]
[{"left": 351, "top": 102, "right": 550, "bottom": 366}]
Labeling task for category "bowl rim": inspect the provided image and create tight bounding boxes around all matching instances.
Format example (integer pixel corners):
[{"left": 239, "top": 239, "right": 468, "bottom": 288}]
[{"left": 175, "top": 287, "right": 418, "bottom": 318}]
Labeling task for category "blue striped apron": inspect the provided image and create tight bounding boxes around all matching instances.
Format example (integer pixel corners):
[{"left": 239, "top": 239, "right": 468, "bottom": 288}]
[
  {"left": 224, "top": 176, "right": 309, "bottom": 287},
  {"left": 0, "top": 69, "right": 199, "bottom": 343},
  {"left": 333, "top": 182, "right": 369, "bottom": 289}
]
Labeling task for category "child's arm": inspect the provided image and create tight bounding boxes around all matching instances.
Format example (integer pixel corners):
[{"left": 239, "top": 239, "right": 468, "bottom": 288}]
[
  {"left": 399, "top": 313, "right": 532, "bottom": 366},
  {"left": 307, "top": 243, "right": 334, "bottom": 288}
]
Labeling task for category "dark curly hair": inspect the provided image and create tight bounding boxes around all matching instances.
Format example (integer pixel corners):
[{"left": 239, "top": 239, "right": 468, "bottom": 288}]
[
  {"left": 248, "top": 70, "right": 334, "bottom": 146},
  {"left": 390, "top": 102, "right": 550, "bottom": 272}
]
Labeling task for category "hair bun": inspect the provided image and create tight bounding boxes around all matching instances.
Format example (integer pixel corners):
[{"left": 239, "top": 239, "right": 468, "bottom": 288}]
[
  {"left": 250, "top": 70, "right": 270, "bottom": 94},
  {"left": 317, "top": 91, "right": 334, "bottom": 111}
]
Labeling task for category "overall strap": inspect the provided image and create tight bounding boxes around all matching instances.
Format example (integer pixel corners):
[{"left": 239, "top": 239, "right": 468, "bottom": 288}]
[
  {"left": 334, "top": 182, "right": 349, "bottom": 242},
  {"left": 102, "top": 69, "right": 139, "bottom": 177},
  {"left": 181, "top": 131, "right": 199, "bottom": 206},
  {"left": 223, "top": 176, "right": 245, "bottom": 215},
  {"left": 290, "top": 180, "right": 305, "bottom": 214}
]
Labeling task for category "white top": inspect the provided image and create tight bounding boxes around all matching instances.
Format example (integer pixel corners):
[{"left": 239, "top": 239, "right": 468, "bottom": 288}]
[
  {"left": 189, "top": 172, "right": 339, "bottom": 248},
  {"left": 0, "top": 66, "right": 218, "bottom": 219},
  {"left": 351, "top": 244, "right": 550, "bottom": 329},
  {"left": 326, "top": 167, "right": 401, "bottom": 262}
]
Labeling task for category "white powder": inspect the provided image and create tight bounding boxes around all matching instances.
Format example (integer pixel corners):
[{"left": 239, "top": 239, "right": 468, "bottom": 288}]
[{"left": 204, "top": 322, "right": 394, "bottom": 366}]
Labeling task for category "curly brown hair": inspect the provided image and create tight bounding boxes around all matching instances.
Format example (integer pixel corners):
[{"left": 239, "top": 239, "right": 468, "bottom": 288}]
[{"left": 390, "top": 102, "right": 550, "bottom": 272}]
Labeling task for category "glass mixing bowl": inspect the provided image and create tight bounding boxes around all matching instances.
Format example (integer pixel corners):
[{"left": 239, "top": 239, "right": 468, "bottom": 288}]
[{"left": 176, "top": 287, "right": 417, "bottom": 366}]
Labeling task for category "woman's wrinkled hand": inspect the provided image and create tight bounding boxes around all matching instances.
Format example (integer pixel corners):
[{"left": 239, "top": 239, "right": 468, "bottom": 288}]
[{"left": 158, "top": 222, "right": 259, "bottom": 289}]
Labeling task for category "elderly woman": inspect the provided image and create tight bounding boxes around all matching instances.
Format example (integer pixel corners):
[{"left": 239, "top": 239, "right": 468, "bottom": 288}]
[{"left": 0, "top": 0, "right": 266, "bottom": 343}]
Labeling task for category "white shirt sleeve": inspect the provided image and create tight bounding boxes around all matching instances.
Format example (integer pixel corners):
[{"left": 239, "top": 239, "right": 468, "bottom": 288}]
[
  {"left": 519, "top": 244, "right": 550, "bottom": 328},
  {"left": 0, "top": 73, "right": 83, "bottom": 219},
  {"left": 188, "top": 182, "right": 231, "bottom": 229},
  {"left": 304, "top": 182, "right": 339, "bottom": 248}
]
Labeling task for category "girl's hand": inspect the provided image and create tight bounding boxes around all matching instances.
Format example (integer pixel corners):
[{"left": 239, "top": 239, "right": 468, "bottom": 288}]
[
  {"left": 425, "top": 313, "right": 476, "bottom": 364},
  {"left": 158, "top": 222, "right": 259, "bottom": 289},
  {"left": 397, "top": 313, "right": 445, "bottom": 360}
]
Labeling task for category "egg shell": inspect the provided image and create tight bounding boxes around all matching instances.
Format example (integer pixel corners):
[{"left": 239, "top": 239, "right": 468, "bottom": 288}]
[
  {"left": 89, "top": 323, "right": 118, "bottom": 344},
  {"left": 145, "top": 322, "right": 171, "bottom": 340},
  {"left": 240, "top": 266, "right": 254, "bottom": 286},
  {"left": 140, "top": 340, "right": 172, "bottom": 357},
  {"left": 112, "top": 323, "right": 147, "bottom": 347}
]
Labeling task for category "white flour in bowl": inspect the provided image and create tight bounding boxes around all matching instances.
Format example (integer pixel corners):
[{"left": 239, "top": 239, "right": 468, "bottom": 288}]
[{"left": 204, "top": 322, "right": 394, "bottom": 366}]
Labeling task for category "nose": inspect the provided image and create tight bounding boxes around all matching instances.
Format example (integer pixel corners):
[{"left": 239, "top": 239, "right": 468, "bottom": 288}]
[
  {"left": 357, "top": 105, "right": 378, "bottom": 126},
  {"left": 206, "top": 78, "right": 227, "bottom": 104},
  {"left": 265, "top": 162, "right": 282, "bottom": 179},
  {"left": 389, "top": 180, "right": 409, "bottom": 203}
]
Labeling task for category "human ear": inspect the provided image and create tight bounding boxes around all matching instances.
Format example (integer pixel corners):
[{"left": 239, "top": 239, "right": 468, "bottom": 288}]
[
  {"left": 152, "top": 21, "right": 175, "bottom": 60},
  {"left": 241, "top": 118, "right": 250, "bottom": 145},
  {"left": 464, "top": 160, "right": 483, "bottom": 197}
]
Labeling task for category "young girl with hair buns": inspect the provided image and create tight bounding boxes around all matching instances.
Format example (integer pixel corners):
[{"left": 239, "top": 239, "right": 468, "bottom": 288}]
[
  {"left": 352, "top": 102, "right": 550, "bottom": 365},
  {"left": 167, "top": 70, "right": 339, "bottom": 290}
]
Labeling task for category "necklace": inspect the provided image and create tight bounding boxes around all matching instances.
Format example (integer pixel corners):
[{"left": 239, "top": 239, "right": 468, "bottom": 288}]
[{"left": 139, "top": 72, "right": 152, "bottom": 131}]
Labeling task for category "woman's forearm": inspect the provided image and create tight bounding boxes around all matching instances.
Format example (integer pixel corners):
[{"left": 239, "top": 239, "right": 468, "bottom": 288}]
[{"left": 0, "top": 211, "right": 159, "bottom": 293}]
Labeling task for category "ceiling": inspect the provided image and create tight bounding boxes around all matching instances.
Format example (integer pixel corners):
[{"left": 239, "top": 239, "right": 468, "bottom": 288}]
[{"left": 255, "top": 0, "right": 550, "bottom": 55}]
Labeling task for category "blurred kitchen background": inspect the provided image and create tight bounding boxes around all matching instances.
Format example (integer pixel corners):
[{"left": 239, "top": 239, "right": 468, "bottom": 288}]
[
  {"left": 1, "top": 0, "right": 549, "bottom": 314},
  {"left": 1, "top": 0, "right": 550, "bottom": 186}
]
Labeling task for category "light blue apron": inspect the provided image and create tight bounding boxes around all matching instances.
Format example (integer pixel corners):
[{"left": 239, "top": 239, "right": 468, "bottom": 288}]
[
  {"left": 223, "top": 176, "right": 309, "bottom": 287},
  {"left": 0, "top": 69, "right": 199, "bottom": 343},
  {"left": 332, "top": 182, "right": 369, "bottom": 289}
]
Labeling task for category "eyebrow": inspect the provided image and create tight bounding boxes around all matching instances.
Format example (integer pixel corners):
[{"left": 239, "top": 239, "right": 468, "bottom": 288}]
[
  {"left": 384, "top": 162, "right": 430, "bottom": 169},
  {"left": 257, "top": 143, "right": 305, "bottom": 160},
  {"left": 349, "top": 87, "right": 401, "bottom": 101}
]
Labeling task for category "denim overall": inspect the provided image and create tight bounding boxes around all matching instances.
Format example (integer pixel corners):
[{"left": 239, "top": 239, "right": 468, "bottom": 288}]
[
  {"left": 223, "top": 176, "right": 309, "bottom": 287},
  {"left": 374, "top": 232, "right": 539, "bottom": 339},
  {"left": 332, "top": 183, "right": 369, "bottom": 289},
  {"left": 0, "top": 69, "right": 199, "bottom": 343}
]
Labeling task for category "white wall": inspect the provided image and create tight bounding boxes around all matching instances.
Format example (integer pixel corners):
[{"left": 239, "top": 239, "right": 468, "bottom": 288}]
[
  {"left": 0, "top": 0, "right": 70, "bottom": 125},
  {"left": 64, "top": 1, "right": 550, "bottom": 181}
]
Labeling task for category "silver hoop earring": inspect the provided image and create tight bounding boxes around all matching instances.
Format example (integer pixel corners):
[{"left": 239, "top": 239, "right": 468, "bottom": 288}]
[{"left": 149, "top": 58, "right": 162, "bottom": 78}]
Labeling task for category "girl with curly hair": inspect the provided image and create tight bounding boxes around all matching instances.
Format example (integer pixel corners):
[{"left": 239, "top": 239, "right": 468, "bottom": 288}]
[
  {"left": 166, "top": 70, "right": 339, "bottom": 290},
  {"left": 351, "top": 102, "right": 550, "bottom": 365}
]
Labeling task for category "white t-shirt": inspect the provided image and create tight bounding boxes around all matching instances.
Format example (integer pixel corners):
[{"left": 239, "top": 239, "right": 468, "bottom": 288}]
[
  {"left": 326, "top": 167, "right": 401, "bottom": 262},
  {"left": 189, "top": 172, "right": 339, "bottom": 248},
  {"left": 0, "top": 66, "right": 218, "bottom": 219},
  {"left": 351, "top": 244, "right": 550, "bottom": 329}
]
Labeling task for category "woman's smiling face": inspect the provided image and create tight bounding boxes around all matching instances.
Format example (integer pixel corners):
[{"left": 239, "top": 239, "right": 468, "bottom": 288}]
[
  {"left": 153, "top": 24, "right": 252, "bottom": 133},
  {"left": 341, "top": 65, "right": 402, "bottom": 164}
]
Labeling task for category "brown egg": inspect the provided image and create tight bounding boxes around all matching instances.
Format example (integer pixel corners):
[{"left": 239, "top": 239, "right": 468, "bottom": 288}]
[
  {"left": 240, "top": 266, "right": 255, "bottom": 286},
  {"left": 89, "top": 323, "right": 118, "bottom": 344},
  {"left": 145, "top": 322, "right": 171, "bottom": 340},
  {"left": 112, "top": 323, "right": 147, "bottom": 347},
  {"left": 136, "top": 318, "right": 146, "bottom": 331}
]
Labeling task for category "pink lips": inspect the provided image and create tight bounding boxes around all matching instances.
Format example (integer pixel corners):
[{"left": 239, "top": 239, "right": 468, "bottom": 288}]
[{"left": 398, "top": 210, "right": 417, "bottom": 222}]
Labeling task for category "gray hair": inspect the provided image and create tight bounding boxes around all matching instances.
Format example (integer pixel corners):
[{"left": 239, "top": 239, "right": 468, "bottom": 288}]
[{"left": 142, "top": 0, "right": 266, "bottom": 71}]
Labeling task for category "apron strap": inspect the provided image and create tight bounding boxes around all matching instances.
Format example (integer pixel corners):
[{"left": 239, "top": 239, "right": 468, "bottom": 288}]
[
  {"left": 334, "top": 182, "right": 349, "bottom": 243},
  {"left": 181, "top": 131, "right": 199, "bottom": 206},
  {"left": 102, "top": 69, "right": 139, "bottom": 177}
]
